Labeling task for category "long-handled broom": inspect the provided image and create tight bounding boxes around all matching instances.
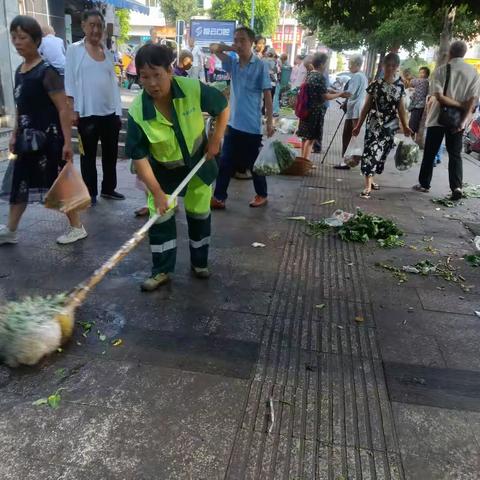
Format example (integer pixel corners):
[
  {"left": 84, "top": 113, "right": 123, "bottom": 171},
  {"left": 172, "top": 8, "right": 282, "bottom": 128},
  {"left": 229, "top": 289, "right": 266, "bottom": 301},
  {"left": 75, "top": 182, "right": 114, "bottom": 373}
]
[{"left": 0, "top": 156, "right": 207, "bottom": 367}]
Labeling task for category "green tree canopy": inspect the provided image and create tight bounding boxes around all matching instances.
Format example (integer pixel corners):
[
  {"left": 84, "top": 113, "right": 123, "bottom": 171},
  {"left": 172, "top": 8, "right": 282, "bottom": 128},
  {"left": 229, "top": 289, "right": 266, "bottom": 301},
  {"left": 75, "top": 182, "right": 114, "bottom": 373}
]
[
  {"left": 160, "top": 0, "right": 198, "bottom": 24},
  {"left": 210, "top": 0, "right": 279, "bottom": 36},
  {"left": 116, "top": 9, "right": 130, "bottom": 45},
  {"left": 293, "top": 0, "right": 480, "bottom": 54}
]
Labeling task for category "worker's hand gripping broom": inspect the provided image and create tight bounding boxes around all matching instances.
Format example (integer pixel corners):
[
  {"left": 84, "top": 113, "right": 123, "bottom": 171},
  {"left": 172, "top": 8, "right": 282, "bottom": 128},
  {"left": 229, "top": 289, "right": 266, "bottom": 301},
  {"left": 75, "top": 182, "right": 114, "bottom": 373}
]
[{"left": 55, "top": 156, "right": 208, "bottom": 340}]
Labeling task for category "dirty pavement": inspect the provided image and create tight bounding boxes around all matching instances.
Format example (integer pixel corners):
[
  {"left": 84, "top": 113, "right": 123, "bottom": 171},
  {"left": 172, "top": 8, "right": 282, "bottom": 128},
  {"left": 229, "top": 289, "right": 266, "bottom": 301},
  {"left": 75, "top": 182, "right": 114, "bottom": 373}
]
[{"left": 0, "top": 106, "right": 479, "bottom": 479}]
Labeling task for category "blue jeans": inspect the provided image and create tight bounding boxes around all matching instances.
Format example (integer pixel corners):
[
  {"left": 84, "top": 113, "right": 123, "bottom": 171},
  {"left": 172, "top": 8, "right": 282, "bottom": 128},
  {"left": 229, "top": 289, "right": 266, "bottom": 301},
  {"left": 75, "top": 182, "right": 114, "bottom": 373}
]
[{"left": 214, "top": 127, "right": 267, "bottom": 201}]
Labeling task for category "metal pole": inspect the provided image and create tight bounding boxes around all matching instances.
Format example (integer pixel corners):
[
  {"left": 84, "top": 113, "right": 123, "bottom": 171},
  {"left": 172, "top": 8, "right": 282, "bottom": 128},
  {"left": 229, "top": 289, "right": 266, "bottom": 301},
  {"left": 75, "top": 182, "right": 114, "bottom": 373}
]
[
  {"left": 250, "top": 0, "right": 255, "bottom": 29},
  {"left": 280, "top": 1, "right": 286, "bottom": 54}
]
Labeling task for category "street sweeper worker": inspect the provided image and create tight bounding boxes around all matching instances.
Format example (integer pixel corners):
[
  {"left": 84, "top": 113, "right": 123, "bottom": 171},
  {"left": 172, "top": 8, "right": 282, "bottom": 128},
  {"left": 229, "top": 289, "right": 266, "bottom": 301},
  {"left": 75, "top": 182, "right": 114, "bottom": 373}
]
[{"left": 126, "top": 44, "right": 229, "bottom": 292}]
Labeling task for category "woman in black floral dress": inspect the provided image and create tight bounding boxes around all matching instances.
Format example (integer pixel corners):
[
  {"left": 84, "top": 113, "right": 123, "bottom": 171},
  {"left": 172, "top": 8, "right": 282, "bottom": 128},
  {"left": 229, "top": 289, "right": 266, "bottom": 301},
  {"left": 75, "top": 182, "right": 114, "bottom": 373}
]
[
  {"left": 297, "top": 53, "right": 350, "bottom": 160},
  {"left": 0, "top": 15, "right": 87, "bottom": 246},
  {"left": 352, "top": 53, "right": 412, "bottom": 198}
]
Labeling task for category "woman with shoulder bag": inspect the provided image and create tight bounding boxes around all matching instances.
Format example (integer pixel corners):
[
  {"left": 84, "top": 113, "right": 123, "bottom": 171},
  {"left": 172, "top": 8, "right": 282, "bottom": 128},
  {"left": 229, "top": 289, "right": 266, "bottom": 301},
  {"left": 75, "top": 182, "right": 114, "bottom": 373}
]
[
  {"left": 352, "top": 53, "right": 413, "bottom": 198},
  {"left": 0, "top": 15, "right": 86, "bottom": 246}
]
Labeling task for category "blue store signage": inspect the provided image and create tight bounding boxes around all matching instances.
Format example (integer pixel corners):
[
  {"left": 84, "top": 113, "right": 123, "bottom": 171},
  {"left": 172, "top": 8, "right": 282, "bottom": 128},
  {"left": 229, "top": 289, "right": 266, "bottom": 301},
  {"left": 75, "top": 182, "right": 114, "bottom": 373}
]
[{"left": 190, "top": 20, "right": 236, "bottom": 46}]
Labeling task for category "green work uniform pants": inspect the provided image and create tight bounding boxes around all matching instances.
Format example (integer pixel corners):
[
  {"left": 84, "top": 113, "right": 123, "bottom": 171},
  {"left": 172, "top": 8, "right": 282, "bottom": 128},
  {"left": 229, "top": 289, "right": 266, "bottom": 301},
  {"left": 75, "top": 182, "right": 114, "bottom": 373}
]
[{"left": 147, "top": 175, "right": 212, "bottom": 275}]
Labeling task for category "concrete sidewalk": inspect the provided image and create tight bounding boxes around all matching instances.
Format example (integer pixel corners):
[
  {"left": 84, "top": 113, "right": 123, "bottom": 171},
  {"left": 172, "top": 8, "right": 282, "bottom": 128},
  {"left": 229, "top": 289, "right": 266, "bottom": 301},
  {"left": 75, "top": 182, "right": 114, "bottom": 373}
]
[{"left": 0, "top": 107, "right": 479, "bottom": 479}]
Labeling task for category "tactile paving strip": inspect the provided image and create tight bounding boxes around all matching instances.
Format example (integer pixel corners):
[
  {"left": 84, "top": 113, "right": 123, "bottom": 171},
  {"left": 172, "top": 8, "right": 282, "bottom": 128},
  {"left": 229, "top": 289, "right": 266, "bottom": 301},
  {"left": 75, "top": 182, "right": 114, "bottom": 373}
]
[{"left": 226, "top": 109, "right": 405, "bottom": 480}]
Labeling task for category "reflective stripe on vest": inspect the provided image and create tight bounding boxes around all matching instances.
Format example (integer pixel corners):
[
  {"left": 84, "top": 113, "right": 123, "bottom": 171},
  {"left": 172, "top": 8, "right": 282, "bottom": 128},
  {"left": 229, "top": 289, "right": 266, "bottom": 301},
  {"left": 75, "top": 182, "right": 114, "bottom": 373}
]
[{"left": 128, "top": 78, "right": 206, "bottom": 167}]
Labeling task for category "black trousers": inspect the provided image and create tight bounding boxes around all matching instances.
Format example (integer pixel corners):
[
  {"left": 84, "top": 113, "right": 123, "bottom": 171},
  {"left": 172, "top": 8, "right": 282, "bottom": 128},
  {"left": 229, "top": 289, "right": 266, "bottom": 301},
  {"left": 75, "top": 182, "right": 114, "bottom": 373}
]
[
  {"left": 78, "top": 113, "right": 120, "bottom": 198},
  {"left": 418, "top": 126, "right": 463, "bottom": 192}
]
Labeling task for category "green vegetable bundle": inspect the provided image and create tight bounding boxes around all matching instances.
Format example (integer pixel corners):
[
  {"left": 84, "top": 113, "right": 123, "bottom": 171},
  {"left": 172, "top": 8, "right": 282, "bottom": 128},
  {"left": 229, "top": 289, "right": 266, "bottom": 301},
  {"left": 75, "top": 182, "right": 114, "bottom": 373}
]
[
  {"left": 395, "top": 140, "right": 420, "bottom": 171},
  {"left": 253, "top": 140, "right": 295, "bottom": 176},
  {"left": 338, "top": 210, "right": 403, "bottom": 243}
]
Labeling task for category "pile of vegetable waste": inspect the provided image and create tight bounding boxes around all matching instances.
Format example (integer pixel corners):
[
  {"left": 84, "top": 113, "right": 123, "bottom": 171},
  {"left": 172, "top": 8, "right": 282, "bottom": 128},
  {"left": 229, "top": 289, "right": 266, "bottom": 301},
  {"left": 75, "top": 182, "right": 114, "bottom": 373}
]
[{"left": 301, "top": 209, "right": 405, "bottom": 248}]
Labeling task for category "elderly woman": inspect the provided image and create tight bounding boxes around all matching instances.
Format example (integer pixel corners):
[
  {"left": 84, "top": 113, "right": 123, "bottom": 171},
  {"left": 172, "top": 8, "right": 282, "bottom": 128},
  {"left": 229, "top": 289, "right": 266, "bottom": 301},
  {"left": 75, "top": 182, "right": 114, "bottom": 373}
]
[
  {"left": 126, "top": 44, "right": 229, "bottom": 291},
  {"left": 297, "top": 53, "right": 350, "bottom": 160},
  {"left": 352, "top": 53, "right": 413, "bottom": 198},
  {"left": 334, "top": 54, "right": 368, "bottom": 169},
  {"left": 0, "top": 15, "right": 86, "bottom": 246}
]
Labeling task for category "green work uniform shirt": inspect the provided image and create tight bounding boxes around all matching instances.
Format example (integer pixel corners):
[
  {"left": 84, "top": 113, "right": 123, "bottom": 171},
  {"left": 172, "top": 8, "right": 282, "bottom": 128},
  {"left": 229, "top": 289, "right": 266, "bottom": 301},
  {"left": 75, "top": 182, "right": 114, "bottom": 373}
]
[{"left": 126, "top": 78, "right": 228, "bottom": 194}]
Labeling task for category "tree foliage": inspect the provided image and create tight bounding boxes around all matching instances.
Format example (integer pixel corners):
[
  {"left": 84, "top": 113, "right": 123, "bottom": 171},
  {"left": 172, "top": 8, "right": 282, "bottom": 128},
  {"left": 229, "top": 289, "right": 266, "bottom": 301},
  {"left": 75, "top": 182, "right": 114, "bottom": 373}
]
[
  {"left": 210, "top": 0, "right": 279, "bottom": 36},
  {"left": 116, "top": 9, "right": 130, "bottom": 45},
  {"left": 160, "top": 0, "right": 198, "bottom": 24},
  {"left": 293, "top": 0, "right": 480, "bottom": 53}
]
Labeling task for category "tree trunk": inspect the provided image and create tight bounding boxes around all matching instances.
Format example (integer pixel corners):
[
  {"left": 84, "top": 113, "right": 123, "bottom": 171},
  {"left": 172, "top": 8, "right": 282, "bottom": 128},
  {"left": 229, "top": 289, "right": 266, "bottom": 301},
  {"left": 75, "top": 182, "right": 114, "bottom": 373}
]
[
  {"left": 436, "top": 5, "right": 456, "bottom": 67},
  {"left": 374, "top": 51, "right": 385, "bottom": 80}
]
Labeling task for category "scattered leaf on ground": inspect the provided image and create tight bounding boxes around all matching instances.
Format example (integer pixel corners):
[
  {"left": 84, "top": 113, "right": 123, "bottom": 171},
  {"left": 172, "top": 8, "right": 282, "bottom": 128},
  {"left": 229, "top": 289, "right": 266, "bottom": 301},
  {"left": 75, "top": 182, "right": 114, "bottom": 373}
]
[
  {"left": 354, "top": 316, "right": 364, "bottom": 323},
  {"left": 251, "top": 242, "right": 266, "bottom": 248},
  {"left": 319, "top": 199, "right": 335, "bottom": 206},
  {"left": 287, "top": 216, "right": 306, "bottom": 221},
  {"left": 377, "top": 235, "right": 405, "bottom": 249},
  {"left": 464, "top": 254, "right": 480, "bottom": 267},
  {"left": 47, "top": 391, "right": 61, "bottom": 409},
  {"left": 112, "top": 338, "right": 123, "bottom": 347},
  {"left": 55, "top": 368, "right": 66, "bottom": 377},
  {"left": 32, "top": 398, "right": 48, "bottom": 406},
  {"left": 305, "top": 220, "right": 330, "bottom": 237},
  {"left": 56, "top": 347, "right": 63, "bottom": 353},
  {"left": 315, "top": 304, "right": 326, "bottom": 310}
]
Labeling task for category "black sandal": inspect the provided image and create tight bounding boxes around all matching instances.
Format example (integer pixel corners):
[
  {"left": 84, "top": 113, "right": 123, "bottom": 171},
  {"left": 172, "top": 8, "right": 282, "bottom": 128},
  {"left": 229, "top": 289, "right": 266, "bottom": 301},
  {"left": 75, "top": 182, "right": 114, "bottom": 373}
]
[{"left": 360, "top": 189, "right": 371, "bottom": 199}]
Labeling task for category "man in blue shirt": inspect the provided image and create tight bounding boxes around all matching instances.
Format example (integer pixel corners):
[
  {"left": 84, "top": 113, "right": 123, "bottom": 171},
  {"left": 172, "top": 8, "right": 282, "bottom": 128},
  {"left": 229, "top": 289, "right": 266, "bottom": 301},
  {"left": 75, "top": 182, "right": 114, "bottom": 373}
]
[{"left": 210, "top": 27, "right": 274, "bottom": 209}]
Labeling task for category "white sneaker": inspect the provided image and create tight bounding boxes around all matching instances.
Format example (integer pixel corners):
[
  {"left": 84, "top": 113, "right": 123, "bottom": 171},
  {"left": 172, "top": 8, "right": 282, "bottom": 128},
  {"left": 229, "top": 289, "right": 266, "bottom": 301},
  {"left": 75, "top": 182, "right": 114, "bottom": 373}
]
[
  {"left": 56, "top": 225, "right": 88, "bottom": 245},
  {"left": 0, "top": 225, "right": 18, "bottom": 245}
]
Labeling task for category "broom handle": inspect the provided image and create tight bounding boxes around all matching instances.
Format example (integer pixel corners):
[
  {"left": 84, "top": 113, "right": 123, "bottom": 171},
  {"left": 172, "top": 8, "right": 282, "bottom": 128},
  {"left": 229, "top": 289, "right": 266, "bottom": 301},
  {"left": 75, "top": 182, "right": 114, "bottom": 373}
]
[{"left": 67, "top": 156, "right": 208, "bottom": 308}]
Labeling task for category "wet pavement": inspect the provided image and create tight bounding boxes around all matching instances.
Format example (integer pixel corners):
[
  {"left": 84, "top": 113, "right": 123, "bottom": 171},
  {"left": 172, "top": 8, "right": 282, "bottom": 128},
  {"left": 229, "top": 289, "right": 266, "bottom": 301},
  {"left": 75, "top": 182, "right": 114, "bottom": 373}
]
[{"left": 0, "top": 104, "right": 479, "bottom": 479}]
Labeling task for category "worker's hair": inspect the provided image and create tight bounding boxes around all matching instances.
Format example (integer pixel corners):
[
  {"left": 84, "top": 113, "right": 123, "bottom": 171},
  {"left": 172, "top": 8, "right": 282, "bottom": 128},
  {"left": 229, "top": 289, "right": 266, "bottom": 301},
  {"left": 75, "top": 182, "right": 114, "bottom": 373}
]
[
  {"left": 449, "top": 40, "right": 467, "bottom": 59},
  {"left": 235, "top": 26, "right": 255, "bottom": 43},
  {"left": 82, "top": 9, "right": 105, "bottom": 24},
  {"left": 135, "top": 44, "right": 175, "bottom": 71},
  {"left": 10, "top": 15, "right": 43, "bottom": 47},
  {"left": 419, "top": 66, "right": 430, "bottom": 77},
  {"left": 349, "top": 54, "right": 363, "bottom": 68},
  {"left": 312, "top": 52, "right": 328, "bottom": 69},
  {"left": 383, "top": 52, "right": 401, "bottom": 66},
  {"left": 179, "top": 49, "right": 193, "bottom": 63}
]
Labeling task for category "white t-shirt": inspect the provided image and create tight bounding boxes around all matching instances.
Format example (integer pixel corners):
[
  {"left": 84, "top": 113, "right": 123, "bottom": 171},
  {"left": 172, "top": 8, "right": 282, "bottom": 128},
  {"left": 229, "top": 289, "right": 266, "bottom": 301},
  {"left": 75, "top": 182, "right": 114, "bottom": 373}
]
[
  {"left": 81, "top": 53, "right": 118, "bottom": 117},
  {"left": 427, "top": 57, "right": 480, "bottom": 128},
  {"left": 190, "top": 45, "right": 204, "bottom": 68},
  {"left": 39, "top": 34, "right": 65, "bottom": 70}
]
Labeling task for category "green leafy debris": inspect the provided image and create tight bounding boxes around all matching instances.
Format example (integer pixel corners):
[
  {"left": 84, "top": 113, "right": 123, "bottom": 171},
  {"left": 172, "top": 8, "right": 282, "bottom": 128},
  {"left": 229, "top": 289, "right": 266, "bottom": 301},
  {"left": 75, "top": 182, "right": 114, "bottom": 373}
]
[
  {"left": 464, "top": 254, "right": 480, "bottom": 267},
  {"left": 305, "top": 220, "right": 331, "bottom": 237},
  {"left": 338, "top": 210, "right": 403, "bottom": 244},
  {"left": 377, "top": 235, "right": 405, "bottom": 249}
]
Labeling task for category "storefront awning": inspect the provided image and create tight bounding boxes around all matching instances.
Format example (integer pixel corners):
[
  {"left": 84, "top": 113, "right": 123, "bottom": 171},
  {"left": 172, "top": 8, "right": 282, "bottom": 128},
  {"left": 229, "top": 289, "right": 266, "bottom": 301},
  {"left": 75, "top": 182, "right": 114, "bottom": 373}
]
[{"left": 103, "top": 0, "right": 150, "bottom": 15}]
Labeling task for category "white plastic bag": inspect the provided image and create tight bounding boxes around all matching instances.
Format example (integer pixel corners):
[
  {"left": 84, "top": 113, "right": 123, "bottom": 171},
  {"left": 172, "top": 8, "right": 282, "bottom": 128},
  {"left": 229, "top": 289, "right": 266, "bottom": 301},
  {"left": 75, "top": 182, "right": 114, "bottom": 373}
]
[
  {"left": 253, "top": 138, "right": 280, "bottom": 175},
  {"left": 277, "top": 118, "right": 298, "bottom": 134},
  {"left": 344, "top": 130, "right": 365, "bottom": 167},
  {"left": 394, "top": 134, "right": 420, "bottom": 171}
]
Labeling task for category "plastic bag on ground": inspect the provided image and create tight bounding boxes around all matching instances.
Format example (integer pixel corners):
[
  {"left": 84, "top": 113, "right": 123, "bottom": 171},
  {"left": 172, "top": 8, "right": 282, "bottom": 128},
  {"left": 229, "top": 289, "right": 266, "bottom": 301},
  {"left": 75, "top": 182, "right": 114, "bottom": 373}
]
[
  {"left": 344, "top": 130, "right": 365, "bottom": 167},
  {"left": 277, "top": 118, "right": 298, "bottom": 134},
  {"left": 394, "top": 134, "right": 420, "bottom": 171},
  {"left": 44, "top": 162, "right": 91, "bottom": 213},
  {"left": 324, "top": 209, "right": 355, "bottom": 227}
]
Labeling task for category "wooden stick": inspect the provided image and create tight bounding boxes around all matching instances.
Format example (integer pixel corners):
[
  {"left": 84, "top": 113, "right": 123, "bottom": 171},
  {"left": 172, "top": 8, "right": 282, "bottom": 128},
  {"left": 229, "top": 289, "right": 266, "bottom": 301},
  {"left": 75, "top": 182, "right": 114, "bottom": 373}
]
[{"left": 65, "top": 156, "right": 208, "bottom": 311}]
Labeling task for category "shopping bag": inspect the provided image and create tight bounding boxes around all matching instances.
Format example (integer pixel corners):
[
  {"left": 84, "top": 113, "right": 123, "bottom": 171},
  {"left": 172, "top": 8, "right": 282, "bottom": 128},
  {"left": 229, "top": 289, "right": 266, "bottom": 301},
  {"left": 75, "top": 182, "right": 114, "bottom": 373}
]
[
  {"left": 0, "top": 158, "right": 14, "bottom": 200},
  {"left": 394, "top": 135, "right": 420, "bottom": 171},
  {"left": 344, "top": 130, "right": 365, "bottom": 168},
  {"left": 44, "top": 162, "right": 91, "bottom": 212},
  {"left": 253, "top": 139, "right": 280, "bottom": 175}
]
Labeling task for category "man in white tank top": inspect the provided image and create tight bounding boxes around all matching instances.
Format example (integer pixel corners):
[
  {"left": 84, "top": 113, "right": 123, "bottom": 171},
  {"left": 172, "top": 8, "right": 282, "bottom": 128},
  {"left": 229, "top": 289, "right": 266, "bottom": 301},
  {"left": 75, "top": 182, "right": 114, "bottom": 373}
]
[{"left": 65, "top": 9, "right": 124, "bottom": 204}]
